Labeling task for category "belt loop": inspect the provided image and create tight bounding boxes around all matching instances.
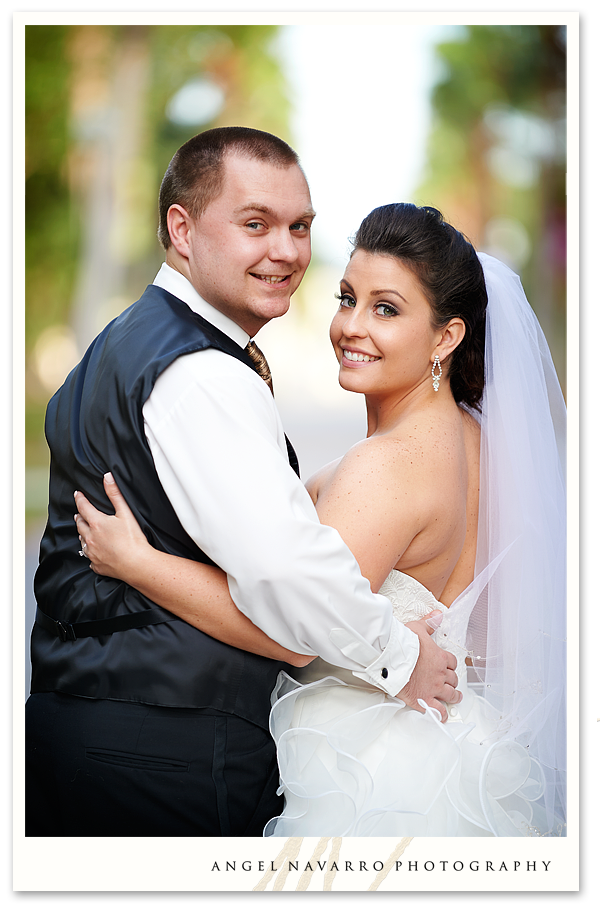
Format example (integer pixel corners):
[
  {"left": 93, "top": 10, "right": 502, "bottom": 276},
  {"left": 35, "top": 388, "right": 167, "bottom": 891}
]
[{"left": 56, "top": 621, "right": 77, "bottom": 642}]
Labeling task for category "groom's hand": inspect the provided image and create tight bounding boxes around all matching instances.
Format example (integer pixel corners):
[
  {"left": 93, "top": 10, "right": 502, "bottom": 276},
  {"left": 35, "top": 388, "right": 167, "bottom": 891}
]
[{"left": 396, "top": 612, "right": 462, "bottom": 723}]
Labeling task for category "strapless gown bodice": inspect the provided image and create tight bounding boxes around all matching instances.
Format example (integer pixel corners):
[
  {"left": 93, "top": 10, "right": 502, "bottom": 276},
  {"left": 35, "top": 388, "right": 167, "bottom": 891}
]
[{"left": 264, "top": 570, "right": 548, "bottom": 838}]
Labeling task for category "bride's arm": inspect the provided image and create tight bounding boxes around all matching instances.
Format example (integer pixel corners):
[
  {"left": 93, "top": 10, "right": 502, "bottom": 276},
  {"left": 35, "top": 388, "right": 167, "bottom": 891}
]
[{"left": 74, "top": 474, "right": 312, "bottom": 667}]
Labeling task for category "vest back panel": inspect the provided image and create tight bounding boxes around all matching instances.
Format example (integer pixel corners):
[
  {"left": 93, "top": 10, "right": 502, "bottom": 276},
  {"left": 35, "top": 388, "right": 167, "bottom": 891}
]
[{"left": 32, "top": 285, "right": 292, "bottom": 724}]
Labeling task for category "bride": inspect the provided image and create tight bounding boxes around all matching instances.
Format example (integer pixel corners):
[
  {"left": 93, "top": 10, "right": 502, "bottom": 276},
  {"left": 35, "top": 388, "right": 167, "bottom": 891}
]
[{"left": 74, "top": 203, "right": 566, "bottom": 837}]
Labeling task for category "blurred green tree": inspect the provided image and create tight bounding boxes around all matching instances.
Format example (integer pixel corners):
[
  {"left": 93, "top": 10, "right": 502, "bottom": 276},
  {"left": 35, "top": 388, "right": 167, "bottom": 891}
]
[
  {"left": 25, "top": 26, "right": 77, "bottom": 473},
  {"left": 416, "top": 24, "right": 567, "bottom": 387}
]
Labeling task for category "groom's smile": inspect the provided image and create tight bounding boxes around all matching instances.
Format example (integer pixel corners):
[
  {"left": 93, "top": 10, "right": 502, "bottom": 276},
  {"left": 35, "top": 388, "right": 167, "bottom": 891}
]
[{"left": 251, "top": 274, "right": 291, "bottom": 285}]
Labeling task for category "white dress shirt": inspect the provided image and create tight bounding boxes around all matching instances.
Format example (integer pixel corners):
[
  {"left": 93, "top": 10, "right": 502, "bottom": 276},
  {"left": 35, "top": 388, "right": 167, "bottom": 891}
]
[{"left": 142, "top": 263, "right": 420, "bottom": 695}]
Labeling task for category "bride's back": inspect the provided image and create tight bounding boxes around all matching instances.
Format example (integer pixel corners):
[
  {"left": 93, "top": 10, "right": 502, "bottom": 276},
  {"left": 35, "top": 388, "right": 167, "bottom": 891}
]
[
  {"left": 308, "top": 399, "right": 480, "bottom": 604},
  {"left": 389, "top": 402, "right": 481, "bottom": 604}
]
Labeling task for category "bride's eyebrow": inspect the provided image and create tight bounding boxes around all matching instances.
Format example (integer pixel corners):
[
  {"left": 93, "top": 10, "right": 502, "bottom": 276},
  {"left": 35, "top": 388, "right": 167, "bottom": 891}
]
[{"left": 369, "top": 288, "right": 409, "bottom": 304}]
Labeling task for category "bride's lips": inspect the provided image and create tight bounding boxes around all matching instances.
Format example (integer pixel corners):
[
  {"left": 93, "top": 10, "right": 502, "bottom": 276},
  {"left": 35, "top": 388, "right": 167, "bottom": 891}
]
[{"left": 340, "top": 346, "right": 381, "bottom": 367}]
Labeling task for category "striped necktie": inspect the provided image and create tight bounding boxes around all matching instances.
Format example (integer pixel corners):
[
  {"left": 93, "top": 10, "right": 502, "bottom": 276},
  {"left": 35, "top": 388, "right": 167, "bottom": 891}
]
[{"left": 245, "top": 340, "right": 274, "bottom": 395}]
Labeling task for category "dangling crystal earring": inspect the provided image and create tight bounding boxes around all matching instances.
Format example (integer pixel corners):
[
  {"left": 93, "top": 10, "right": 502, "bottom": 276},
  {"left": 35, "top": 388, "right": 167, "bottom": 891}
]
[{"left": 431, "top": 355, "right": 442, "bottom": 391}]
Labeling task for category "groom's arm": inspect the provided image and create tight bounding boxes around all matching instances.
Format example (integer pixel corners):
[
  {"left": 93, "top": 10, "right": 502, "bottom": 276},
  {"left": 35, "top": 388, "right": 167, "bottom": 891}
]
[{"left": 143, "top": 348, "right": 421, "bottom": 696}]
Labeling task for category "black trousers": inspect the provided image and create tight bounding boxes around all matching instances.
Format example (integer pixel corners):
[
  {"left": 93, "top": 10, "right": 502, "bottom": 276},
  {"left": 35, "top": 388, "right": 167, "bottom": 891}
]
[{"left": 25, "top": 692, "right": 283, "bottom": 837}]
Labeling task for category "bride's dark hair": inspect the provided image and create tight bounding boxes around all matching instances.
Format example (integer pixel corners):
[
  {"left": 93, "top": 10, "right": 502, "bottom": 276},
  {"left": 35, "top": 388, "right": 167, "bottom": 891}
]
[{"left": 352, "top": 203, "right": 487, "bottom": 410}]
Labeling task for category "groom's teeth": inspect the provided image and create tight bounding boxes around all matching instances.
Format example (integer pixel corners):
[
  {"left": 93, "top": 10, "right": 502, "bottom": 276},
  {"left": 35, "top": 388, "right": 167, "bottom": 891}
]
[{"left": 258, "top": 275, "right": 286, "bottom": 283}]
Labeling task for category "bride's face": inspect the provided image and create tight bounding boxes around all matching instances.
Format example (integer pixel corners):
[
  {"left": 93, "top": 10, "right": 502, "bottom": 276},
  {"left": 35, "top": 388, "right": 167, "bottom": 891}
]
[{"left": 330, "top": 250, "right": 440, "bottom": 399}]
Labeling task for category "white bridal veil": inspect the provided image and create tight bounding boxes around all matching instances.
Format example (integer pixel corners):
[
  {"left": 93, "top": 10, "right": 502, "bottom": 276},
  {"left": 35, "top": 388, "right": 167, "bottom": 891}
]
[{"left": 434, "top": 253, "right": 567, "bottom": 836}]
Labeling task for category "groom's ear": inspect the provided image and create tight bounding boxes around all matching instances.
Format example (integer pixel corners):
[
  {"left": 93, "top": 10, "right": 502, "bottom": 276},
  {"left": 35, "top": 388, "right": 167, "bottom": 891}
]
[
  {"left": 167, "top": 204, "right": 193, "bottom": 260},
  {"left": 435, "top": 318, "right": 466, "bottom": 362}
]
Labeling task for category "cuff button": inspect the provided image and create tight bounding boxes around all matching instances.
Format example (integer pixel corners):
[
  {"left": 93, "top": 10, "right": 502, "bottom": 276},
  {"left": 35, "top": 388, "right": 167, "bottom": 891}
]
[{"left": 381, "top": 668, "right": 388, "bottom": 679}]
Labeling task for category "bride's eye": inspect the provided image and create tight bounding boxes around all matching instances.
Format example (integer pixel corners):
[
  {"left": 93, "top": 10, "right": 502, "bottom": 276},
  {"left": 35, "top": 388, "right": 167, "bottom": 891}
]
[
  {"left": 375, "top": 303, "right": 398, "bottom": 317},
  {"left": 335, "top": 293, "right": 356, "bottom": 308}
]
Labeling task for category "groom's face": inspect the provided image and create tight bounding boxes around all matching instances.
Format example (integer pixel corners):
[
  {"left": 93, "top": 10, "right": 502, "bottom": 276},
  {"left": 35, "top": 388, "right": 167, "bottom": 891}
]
[{"left": 185, "top": 153, "right": 315, "bottom": 337}]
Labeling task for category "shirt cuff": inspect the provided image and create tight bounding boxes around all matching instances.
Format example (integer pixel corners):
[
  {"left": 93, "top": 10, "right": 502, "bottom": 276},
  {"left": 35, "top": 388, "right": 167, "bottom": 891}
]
[{"left": 329, "top": 618, "right": 420, "bottom": 696}]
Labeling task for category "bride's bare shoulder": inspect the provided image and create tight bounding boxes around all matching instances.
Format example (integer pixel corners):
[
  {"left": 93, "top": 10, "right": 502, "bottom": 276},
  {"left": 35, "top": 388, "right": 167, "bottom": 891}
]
[
  {"left": 309, "top": 407, "right": 472, "bottom": 507},
  {"left": 317, "top": 432, "right": 431, "bottom": 496},
  {"left": 304, "top": 457, "right": 343, "bottom": 504},
  {"left": 305, "top": 436, "right": 409, "bottom": 509}
]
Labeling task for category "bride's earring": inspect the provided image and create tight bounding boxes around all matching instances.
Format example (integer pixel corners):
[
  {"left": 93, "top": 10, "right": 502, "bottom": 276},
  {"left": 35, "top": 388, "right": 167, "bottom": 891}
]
[{"left": 431, "top": 355, "right": 442, "bottom": 391}]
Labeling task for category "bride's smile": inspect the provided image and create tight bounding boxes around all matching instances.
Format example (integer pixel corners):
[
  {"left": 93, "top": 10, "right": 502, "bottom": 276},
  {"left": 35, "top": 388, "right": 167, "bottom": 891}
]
[{"left": 339, "top": 347, "right": 380, "bottom": 364}]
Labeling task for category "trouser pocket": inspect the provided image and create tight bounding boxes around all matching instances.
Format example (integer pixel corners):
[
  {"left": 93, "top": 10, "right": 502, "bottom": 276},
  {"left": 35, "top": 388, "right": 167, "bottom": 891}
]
[{"left": 85, "top": 748, "right": 189, "bottom": 772}]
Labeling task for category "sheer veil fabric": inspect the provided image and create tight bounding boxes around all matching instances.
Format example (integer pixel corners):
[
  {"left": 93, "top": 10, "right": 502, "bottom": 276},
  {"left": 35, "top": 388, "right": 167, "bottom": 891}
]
[{"left": 434, "top": 253, "right": 567, "bottom": 835}]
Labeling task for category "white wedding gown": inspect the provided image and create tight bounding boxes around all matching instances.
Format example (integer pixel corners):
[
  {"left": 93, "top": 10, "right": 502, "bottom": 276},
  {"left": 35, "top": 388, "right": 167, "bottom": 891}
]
[{"left": 264, "top": 569, "right": 548, "bottom": 838}]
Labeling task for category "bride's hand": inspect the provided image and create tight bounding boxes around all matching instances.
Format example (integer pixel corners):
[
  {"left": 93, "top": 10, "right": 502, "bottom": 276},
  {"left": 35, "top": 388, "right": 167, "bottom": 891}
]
[{"left": 74, "top": 473, "right": 150, "bottom": 583}]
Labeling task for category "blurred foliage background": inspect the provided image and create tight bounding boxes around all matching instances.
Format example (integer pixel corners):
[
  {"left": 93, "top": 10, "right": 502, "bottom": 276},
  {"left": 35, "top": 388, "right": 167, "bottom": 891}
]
[
  {"left": 24, "top": 22, "right": 567, "bottom": 530},
  {"left": 417, "top": 24, "right": 566, "bottom": 371}
]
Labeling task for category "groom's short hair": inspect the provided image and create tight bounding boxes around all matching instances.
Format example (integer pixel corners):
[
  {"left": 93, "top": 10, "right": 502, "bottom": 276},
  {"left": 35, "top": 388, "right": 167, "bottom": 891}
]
[{"left": 158, "top": 126, "right": 301, "bottom": 250}]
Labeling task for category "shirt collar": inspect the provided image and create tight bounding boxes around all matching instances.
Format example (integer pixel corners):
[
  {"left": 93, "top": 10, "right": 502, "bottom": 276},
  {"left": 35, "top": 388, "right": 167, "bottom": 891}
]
[{"left": 153, "top": 263, "right": 250, "bottom": 349}]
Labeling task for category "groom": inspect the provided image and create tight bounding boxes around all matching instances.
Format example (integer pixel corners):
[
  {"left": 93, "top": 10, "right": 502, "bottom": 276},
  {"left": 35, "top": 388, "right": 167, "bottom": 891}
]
[{"left": 27, "top": 127, "right": 461, "bottom": 836}]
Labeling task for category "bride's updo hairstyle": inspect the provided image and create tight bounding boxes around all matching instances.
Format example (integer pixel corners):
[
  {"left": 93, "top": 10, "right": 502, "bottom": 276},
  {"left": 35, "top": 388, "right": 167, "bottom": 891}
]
[{"left": 352, "top": 203, "right": 487, "bottom": 410}]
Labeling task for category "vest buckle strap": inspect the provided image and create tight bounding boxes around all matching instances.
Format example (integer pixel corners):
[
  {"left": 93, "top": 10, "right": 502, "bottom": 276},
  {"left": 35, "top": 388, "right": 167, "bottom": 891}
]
[
  {"left": 55, "top": 620, "right": 77, "bottom": 642},
  {"left": 34, "top": 605, "right": 179, "bottom": 641}
]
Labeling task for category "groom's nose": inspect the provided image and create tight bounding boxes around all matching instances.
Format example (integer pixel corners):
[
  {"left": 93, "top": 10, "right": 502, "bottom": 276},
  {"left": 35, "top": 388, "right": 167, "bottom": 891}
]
[{"left": 267, "top": 228, "right": 301, "bottom": 263}]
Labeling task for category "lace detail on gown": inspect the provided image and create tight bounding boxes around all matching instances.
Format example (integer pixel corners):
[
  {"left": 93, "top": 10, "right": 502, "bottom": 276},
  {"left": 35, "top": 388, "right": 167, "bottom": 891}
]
[
  {"left": 264, "top": 570, "right": 548, "bottom": 838},
  {"left": 379, "top": 570, "right": 439, "bottom": 620}
]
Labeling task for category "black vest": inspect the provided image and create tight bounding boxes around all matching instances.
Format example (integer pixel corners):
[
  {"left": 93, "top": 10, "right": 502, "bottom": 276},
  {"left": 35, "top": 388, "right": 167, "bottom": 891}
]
[{"left": 31, "top": 285, "right": 296, "bottom": 728}]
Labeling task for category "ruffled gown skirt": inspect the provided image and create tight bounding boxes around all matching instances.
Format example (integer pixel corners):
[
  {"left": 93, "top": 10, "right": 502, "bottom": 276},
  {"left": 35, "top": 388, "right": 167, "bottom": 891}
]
[{"left": 264, "top": 572, "right": 547, "bottom": 838}]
